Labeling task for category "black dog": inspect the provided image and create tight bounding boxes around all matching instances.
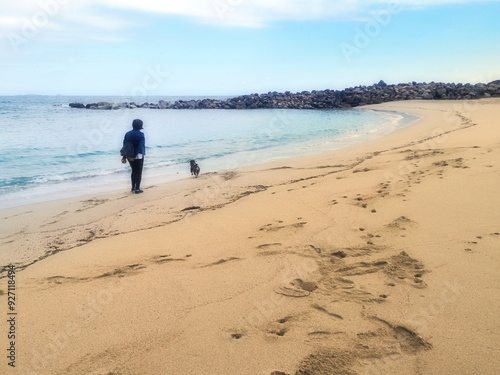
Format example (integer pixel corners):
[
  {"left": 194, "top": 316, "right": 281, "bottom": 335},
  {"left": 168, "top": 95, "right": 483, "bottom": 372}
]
[{"left": 190, "top": 160, "right": 200, "bottom": 177}]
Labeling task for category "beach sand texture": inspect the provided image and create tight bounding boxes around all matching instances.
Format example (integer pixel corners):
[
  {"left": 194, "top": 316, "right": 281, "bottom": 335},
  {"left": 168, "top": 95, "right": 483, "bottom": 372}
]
[{"left": 1, "top": 99, "right": 499, "bottom": 375}]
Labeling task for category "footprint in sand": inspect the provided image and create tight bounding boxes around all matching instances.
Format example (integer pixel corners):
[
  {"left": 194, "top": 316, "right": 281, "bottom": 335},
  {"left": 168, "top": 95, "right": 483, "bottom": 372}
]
[
  {"left": 385, "top": 216, "right": 417, "bottom": 231},
  {"left": 274, "top": 278, "right": 318, "bottom": 298},
  {"left": 329, "top": 246, "right": 373, "bottom": 259},
  {"left": 258, "top": 221, "right": 307, "bottom": 232},
  {"left": 202, "top": 257, "right": 241, "bottom": 268},
  {"left": 266, "top": 317, "right": 292, "bottom": 337},
  {"left": 256, "top": 243, "right": 282, "bottom": 249},
  {"left": 334, "top": 277, "right": 355, "bottom": 289},
  {"left": 267, "top": 327, "right": 288, "bottom": 337},
  {"left": 76, "top": 198, "right": 109, "bottom": 212},
  {"left": 311, "top": 304, "right": 344, "bottom": 320},
  {"left": 371, "top": 316, "right": 432, "bottom": 354},
  {"left": 126, "top": 263, "right": 146, "bottom": 270},
  {"left": 328, "top": 250, "right": 427, "bottom": 289},
  {"left": 152, "top": 254, "right": 186, "bottom": 264},
  {"left": 277, "top": 316, "right": 291, "bottom": 324}
]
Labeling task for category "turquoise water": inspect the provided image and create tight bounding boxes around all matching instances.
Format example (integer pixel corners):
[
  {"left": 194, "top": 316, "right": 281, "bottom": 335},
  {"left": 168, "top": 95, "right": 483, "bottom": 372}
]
[{"left": 0, "top": 96, "right": 418, "bottom": 208}]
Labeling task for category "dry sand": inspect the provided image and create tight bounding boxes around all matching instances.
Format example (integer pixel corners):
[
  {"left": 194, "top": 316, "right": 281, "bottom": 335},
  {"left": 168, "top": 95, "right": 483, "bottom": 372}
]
[{"left": 1, "top": 99, "right": 499, "bottom": 375}]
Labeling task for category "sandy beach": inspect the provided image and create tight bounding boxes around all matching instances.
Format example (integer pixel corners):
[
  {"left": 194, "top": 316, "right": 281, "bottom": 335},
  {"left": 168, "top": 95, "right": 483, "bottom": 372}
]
[{"left": 1, "top": 98, "right": 499, "bottom": 375}]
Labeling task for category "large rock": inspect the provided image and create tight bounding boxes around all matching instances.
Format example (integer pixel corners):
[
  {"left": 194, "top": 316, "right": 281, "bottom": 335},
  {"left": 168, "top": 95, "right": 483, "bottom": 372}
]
[{"left": 69, "top": 79, "right": 500, "bottom": 110}]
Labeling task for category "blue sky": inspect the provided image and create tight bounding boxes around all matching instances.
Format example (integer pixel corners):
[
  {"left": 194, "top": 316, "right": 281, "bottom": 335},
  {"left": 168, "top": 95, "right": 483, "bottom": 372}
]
[{"left": 1, "top": 0, "right": 499, "bottom": 96}]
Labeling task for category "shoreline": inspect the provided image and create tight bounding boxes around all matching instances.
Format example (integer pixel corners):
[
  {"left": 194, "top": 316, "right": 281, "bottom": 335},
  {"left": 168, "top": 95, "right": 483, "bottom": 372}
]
[
  {"left": 1, "top": 98, "right": 499, "bottom": 375},
  {"left": 0, "top": 107, "right": 418, "bottom": 210}
]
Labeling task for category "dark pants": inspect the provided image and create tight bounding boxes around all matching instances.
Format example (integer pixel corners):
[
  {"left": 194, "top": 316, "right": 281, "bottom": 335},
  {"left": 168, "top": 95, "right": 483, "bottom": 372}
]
[{"left": 129, "top": 158, "right": 144, "bottom": 190}]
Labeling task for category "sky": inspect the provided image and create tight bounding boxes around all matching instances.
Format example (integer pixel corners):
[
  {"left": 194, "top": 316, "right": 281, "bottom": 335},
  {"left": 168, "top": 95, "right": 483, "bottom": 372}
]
[{"left": 0, "top": 0, "right": 499, "bottom": 96}]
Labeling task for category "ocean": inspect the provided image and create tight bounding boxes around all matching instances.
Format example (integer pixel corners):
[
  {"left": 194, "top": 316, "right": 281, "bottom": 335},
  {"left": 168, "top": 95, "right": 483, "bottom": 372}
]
[{"left": 0, "top": 95, "right": 419, "bottom": 209}]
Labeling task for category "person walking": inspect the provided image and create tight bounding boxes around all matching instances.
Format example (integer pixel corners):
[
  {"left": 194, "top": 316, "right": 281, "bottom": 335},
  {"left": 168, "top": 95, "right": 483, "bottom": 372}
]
[{"left": 121, "top": 119, "right": 146, "bottom": 194}]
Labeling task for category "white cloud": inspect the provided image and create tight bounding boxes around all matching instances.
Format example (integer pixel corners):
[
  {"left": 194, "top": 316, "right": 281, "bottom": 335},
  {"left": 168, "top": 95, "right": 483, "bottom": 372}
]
[
  {"left": 63, "top": 8, "right": 135, "bottom": 31},
  {"left": 92, "top": 0, "right": 373, "bottom": 27},
  {"left": 0, "top": 16, "right": 24, "bottom": 30},
  {"left": 98, "top": 0, "right": 500, "bottom": 27},
  {"left": 0, "top": 0, "right": 498, "bottom": 39}
]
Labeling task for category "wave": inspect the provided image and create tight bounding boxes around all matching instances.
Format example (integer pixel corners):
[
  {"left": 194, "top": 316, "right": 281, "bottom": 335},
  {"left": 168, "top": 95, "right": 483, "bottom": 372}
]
[
  {"left": 1, "top": 158, "right": 191, "bottom": 190},
  {"left": 54, "top": 150, "right": 117, "bottom": 159},
  {"left": 0, "top": 168, "right": 127, "bottom": 190},
  {"left": 0, "top": 176, "right": 35, "bottom": 188},
  {"left": 151, "top": 138, "right": 227, "bottom": 149}
]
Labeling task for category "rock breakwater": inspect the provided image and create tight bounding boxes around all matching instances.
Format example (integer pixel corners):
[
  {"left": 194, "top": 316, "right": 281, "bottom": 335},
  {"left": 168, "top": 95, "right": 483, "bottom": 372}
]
[{"left": 69, "top": 80, "right": 500, "bottom": 110}]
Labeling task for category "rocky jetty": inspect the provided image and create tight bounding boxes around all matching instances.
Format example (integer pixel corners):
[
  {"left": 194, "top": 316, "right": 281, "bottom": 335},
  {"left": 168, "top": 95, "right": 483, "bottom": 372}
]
[{"left": 69, "top": 80, "right": 500, "bottom": 110}]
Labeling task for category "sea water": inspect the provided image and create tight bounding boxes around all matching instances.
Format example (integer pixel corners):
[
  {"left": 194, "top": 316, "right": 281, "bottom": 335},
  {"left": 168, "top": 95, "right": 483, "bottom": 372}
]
[{"left": 0, "top": 96, "right": 419, "bottom": 209}]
